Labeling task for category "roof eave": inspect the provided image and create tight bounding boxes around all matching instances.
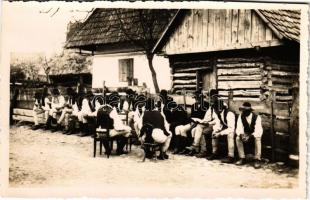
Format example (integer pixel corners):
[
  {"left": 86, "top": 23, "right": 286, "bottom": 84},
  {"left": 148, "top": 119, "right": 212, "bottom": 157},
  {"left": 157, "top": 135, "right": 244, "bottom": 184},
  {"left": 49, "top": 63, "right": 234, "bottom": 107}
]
[{"left": 152, "top": 9, "right": 183, "bottom": 54}]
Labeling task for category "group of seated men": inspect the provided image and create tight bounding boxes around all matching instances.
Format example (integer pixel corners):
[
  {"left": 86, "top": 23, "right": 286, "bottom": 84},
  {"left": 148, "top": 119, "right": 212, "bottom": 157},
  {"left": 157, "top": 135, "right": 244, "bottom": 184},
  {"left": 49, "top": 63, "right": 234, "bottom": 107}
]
[{"left": 32, "top": 86, "right": 263, "bottom": 168}]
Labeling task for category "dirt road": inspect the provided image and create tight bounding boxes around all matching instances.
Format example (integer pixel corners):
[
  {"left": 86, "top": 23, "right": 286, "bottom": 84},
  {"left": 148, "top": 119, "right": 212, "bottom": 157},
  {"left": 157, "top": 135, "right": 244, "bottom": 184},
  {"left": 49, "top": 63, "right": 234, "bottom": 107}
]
[{"left": 9, "top": 125, "right": 298, "bottom": 189}]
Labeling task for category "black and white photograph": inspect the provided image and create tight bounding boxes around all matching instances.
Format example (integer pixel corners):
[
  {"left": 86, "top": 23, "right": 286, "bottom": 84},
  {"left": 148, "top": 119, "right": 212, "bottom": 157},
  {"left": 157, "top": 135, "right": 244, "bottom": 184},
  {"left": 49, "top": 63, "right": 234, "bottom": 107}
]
[{"left": 0, "top": 1, "right": 308, "bottom": 198}]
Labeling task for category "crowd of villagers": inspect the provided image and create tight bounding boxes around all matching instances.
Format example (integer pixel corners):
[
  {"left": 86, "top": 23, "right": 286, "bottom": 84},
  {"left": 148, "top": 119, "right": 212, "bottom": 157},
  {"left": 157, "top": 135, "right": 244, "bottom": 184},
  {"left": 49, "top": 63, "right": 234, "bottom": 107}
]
[{"left": 32, "top": 85, "right": 264, "bottom": 168}]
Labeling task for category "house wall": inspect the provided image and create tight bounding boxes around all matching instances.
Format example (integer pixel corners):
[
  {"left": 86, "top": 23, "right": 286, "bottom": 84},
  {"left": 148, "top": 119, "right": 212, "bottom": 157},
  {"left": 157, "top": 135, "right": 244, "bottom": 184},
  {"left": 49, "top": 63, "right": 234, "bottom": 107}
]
[
  {"left": 163, "top": 9, "right": 282, "bottom": 55},
  {"left": 91, "top": 52, "right": 171, "bottom": 93},
  {"left": 168, "top": 45, "right": 299, "bottom": 163}
]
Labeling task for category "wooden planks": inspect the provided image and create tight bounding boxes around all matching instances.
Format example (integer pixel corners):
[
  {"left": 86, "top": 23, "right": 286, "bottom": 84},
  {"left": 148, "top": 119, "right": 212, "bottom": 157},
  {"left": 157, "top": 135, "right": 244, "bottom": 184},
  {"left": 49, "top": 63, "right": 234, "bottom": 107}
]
[
  {"left": 218, "top": 80, "right": 262, "bottom": 89},
  {"left": 163, "top": 9, "right": 282, "bottom": 55}
]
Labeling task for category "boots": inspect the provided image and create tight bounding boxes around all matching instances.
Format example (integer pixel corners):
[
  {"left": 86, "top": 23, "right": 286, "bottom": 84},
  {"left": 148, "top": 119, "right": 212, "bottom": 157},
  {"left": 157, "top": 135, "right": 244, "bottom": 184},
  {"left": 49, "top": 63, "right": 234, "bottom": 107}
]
[
  {"left": 50, "top": 117, "right": 58, "bottom": 132},
  {"left": 116, "top": 136, "right": 128, "bottom": 155},
  {"left": 172, "top": 135, "right": 181, "bottom": 154},
  {"left": 44, "top": 116, "right": 52, "bottom": 130}
]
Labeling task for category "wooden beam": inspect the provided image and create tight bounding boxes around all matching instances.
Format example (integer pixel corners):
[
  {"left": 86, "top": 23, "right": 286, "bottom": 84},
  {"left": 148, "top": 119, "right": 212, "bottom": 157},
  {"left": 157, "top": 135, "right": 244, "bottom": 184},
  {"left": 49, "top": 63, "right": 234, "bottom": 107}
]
[{"left": 165, "top": 40, "right": 284, "bottom": 55}]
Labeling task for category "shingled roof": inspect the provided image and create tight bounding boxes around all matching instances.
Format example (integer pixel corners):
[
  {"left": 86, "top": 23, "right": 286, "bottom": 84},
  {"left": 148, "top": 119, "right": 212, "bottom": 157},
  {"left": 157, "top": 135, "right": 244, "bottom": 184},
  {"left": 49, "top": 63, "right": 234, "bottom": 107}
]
[
  {"left": 65, "top": 8, "right": 177, "bottom": 50},
  {"left": 257, "top": 9, "right": 300, "bottom": 42}
]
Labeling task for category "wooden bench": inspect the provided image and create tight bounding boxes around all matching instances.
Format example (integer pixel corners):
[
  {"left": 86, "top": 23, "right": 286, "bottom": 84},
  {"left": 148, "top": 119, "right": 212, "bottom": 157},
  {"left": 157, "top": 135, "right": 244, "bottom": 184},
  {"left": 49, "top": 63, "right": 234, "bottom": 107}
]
[{"left": 12, "top": 108, "right": 45, "bottom": 124}]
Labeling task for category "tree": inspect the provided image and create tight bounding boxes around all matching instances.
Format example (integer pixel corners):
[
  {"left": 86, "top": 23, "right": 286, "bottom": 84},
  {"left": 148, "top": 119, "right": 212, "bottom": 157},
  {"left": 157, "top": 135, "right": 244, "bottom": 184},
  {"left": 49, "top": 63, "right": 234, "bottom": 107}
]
[
  {"left": 10, "top": 56, "right": 41, "bottom": 82},
  {"left": 48, "top": 50, "right": 92, "bottom": 79},
  {"left": 115, "top": 9, "right": 175, "bottom": 93}
]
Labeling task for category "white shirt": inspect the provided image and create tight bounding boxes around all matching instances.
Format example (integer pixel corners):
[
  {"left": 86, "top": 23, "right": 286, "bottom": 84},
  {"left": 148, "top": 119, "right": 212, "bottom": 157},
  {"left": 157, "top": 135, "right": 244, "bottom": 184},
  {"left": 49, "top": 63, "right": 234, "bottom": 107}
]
[
  {"left": 202, "top": 107, "right": 218, "bottom": 126},
  {"left": 109, "top": 107, "right": 130, "bottom": 131},
  {"left": 51, "top": 95, "right": 65, "bottom": 110},
  {"left": 215, "top": 110, "right": 235, "bottom": 135},
  {"left": 236, "top": 113, "right": 263, "bottom": 138},
  {"left": 81, "top": 98, "right": 92, "bottom": 114}
]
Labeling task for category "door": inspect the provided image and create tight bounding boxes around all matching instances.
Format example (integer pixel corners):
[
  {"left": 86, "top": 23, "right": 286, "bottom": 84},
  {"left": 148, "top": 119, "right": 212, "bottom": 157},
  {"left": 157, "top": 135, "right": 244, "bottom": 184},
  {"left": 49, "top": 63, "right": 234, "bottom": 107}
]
[{"left": 201, "top": 69, "right": 217, "bottom": 92}]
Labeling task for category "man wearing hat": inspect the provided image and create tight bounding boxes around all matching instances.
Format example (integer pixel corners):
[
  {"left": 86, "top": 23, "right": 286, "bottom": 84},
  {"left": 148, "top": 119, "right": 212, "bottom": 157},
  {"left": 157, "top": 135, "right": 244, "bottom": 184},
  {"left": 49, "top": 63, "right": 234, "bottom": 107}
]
[
  {"left": 32, "top": 86, "right": 51, "bottom": 130},
  {"left": 186, "top": 89, "right": 219, "bottom": 157},
  {"left": 78, "top": 90, "right": 98, "bottom": 137},
  {"left": 175, "top": 91, "right": 208, "bottom": 155},
  {"left": 49, "top": 88, "right": 65, "bottom": 132},
  {"left": 56, "top": 87, "right": 80, "bottom": 134},
  {"left": 235, "top": 102, "right": 263, "bottom": 169},
  {"left": 206, "top": 100, "right": 236, "bottom": 163}
]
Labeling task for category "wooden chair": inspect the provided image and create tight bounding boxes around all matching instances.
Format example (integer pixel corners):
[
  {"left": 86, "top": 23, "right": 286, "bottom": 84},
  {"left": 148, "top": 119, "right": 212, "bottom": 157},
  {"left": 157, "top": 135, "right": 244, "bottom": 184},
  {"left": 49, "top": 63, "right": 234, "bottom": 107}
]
[
  {"left": 140, "top": 123, "right": 162, "bottom": 162},
  {"left": 94, "top": 127, "right": 109, "bottom": 158}
]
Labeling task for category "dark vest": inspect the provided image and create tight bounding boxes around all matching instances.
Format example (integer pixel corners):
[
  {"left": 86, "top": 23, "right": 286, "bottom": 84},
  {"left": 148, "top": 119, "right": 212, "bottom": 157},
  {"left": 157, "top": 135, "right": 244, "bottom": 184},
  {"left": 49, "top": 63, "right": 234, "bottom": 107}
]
[
  {"left": 217, "top": 109, "right": 229, "bottom": 130},
  {"left": 88, "top": 96, "right": 96, "bottom": 112},
  {"left": 142, "top": 111, "right": 169, "bottom": 135},
  {"left": 241, "top": 113, "right": 257, "bottom": 135}
]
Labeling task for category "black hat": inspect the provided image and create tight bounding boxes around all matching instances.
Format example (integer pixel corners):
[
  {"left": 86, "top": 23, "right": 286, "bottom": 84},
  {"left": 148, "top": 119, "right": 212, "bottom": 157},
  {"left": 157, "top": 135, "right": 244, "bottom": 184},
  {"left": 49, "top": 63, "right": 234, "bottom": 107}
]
[
  {"left": 66, "top": 87, "right": 75, "bottom": 96},
  {"left": 85, "top": 90, "right": 94, "bottom": 97},
  {"left": 209, "top": 89, "right": 219, "bottom": 98},
  {"left": 239, "top": 102, "right": 253, "bottom": 111},
  {"left": 51, "top": 88, "right": 60, "bottom": 96}
]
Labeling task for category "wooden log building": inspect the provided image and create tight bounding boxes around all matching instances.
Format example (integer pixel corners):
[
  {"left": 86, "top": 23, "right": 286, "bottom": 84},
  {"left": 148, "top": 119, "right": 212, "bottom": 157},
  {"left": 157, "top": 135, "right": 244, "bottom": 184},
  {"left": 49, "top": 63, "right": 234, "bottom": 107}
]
[{"left": 153, "top": 9, "right": 300, "bottom": 165}]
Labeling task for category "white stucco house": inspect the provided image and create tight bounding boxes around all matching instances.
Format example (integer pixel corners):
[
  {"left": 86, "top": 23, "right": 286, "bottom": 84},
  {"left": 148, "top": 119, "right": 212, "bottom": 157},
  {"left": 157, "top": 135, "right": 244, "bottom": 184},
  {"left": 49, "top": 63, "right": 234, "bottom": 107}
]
[{"left": 65, "top": 8, "right": 176, "bottom": 94}]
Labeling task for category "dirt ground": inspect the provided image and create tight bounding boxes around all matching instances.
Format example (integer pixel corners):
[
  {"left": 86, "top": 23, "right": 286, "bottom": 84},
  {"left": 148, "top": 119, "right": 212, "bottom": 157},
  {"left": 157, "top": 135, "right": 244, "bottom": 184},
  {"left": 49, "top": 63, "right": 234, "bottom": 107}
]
[{"left": 9, "top": 125, "right": 298, "bottom": 189}]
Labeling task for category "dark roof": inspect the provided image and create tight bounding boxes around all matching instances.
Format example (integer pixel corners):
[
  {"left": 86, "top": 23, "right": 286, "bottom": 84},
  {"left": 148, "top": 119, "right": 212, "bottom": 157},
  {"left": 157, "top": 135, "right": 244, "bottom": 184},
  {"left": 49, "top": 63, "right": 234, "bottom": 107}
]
[
  {"left": 65, "top": 8, "right": 177, "bottom": 50},
  {"left": 257, "top": 9, "right": 300, "bottom": 42}
]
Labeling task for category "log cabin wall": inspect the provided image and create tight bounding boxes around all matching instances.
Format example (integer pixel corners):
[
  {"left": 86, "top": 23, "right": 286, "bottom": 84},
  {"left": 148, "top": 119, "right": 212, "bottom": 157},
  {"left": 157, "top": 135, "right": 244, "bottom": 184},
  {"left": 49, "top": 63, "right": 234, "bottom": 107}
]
[{"left": 168, "top": 44, "right": 299, "bottom": 163}]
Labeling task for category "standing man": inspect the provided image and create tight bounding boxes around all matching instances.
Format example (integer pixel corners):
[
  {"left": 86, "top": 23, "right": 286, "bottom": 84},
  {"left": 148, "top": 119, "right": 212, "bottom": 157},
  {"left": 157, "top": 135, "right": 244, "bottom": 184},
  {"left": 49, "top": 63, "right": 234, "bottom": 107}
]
[
  {"left": 235, "top": 102, "right": 263, "bottom": 169},
  {"left": 206, "top": 100, "right": 236, "bottom": 163}
]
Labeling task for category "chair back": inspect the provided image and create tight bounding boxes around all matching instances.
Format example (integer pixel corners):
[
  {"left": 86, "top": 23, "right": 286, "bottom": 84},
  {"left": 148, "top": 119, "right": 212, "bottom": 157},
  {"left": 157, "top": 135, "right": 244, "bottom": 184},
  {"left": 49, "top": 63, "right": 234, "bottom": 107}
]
[
  {"left": 140, "top": 123, "right": 154, "bottom": 143},
  {"left": 97, "top": 105, "right": 114, "bottom": 129}
]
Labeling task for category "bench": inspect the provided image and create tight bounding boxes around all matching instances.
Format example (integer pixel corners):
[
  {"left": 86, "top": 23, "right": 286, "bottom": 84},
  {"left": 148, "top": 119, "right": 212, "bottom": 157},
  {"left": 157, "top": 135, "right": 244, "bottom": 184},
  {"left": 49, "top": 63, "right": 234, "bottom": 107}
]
[{"left": 12, "top": 108, "right": 45, "bottom": 124}]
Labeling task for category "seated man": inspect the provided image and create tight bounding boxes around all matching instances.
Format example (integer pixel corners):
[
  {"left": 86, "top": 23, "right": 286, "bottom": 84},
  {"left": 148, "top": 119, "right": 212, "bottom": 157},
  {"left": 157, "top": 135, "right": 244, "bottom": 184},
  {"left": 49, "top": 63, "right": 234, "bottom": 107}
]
[
  {"left": 186, "top": 90, "right": 219, "bottom": 157},
  {"left": 235, "top": 102, "right": 263, "bottom": 169},
  {"left": 32, "top": 87, "right": 51, "bottom": 130},
  {"left": 141, "top": 98, "right": 172, "bottom": 160},
  {"left": 128, "top": 94, "right": 146, "bottom": 142},
  {"left": 175, "top": 91, "right": 208, "bottom": 155},
  {"left": 79, "top": 90, "right": 101, "bottom": 137},
  {"left": 49, "top": 88, "right": 65, "bottom": 132},
  {"left": 206, "top": 100, "right": 236, "bottom": 164},
  {"left": 56, "top": 87, "right": 81, "bottom": 135},
  {"left": 168, "top": 102, "right": 191, "bottom": 154},
  {"left": 97, "top": 104, "right": 132, "bottom": 155}
]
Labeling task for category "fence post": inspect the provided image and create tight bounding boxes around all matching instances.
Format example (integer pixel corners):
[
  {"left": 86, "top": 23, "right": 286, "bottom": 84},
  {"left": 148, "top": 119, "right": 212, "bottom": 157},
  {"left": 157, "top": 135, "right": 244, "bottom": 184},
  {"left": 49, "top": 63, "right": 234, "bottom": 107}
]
[
  {"left": 269, "top": 89, "right": 276, "bottom": 162},
  {"left": 228, "top": 89, "right": 233, "bottom": 109}
]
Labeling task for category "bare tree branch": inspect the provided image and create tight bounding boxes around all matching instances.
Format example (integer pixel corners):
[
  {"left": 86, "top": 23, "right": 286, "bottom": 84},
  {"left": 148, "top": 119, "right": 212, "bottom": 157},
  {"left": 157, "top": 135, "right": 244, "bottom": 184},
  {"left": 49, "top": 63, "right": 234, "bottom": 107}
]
[
  {"left": 50, "top": 8, "right": 60, "bottom": 17},
  {"left": 39, "top": 8, "right": 52, "bottom": 14}
]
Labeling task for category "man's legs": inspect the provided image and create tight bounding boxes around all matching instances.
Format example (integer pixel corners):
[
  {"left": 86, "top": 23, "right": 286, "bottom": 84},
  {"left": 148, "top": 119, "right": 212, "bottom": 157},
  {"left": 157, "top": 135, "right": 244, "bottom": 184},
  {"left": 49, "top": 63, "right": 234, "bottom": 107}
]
[
  {"left": 253, "top": 137, "right": 262, "bottom": 168},
  {"left": 187, "top": 125, "right": 204, "bottom": 155},
  {"left": 236, "top": 135, "right": 246, "bottom": 165},
  {"left": 32, "top": 108, "right": 43, "bottom": 129},
  {"left": 220, "top": 133, "right": 235, "bottom": 163}
]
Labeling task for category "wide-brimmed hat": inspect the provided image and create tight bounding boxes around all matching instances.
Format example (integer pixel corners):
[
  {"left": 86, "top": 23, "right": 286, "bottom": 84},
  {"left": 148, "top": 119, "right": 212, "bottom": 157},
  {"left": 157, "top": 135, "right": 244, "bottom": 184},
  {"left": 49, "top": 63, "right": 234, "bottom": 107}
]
[
  {"left": 209, "top": 89, "right": 218, "bottom": 96},
  {"left": 51, "top": 88, "right": 60, "bottom": 96},
  {"left": 239, "top": 102, "right": 253, "bottom": 111},
  {"left": 85, "top": 90, "right": 94, "bottom": 97}
]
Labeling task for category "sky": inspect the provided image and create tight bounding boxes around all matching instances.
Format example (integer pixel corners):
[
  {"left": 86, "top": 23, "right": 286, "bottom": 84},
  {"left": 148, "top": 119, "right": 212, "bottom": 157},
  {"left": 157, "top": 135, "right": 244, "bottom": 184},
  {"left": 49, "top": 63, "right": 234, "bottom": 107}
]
[{"left": 2, "top": 2, "right": 91, "bottom": 58}]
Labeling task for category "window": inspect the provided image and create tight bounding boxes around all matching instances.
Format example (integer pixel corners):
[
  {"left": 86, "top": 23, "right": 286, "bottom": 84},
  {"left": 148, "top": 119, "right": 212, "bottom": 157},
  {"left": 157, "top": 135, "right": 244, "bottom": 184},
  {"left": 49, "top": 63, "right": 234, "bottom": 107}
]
[{"left": 119, "top": 58, "right": 134, "bottom": 82}]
